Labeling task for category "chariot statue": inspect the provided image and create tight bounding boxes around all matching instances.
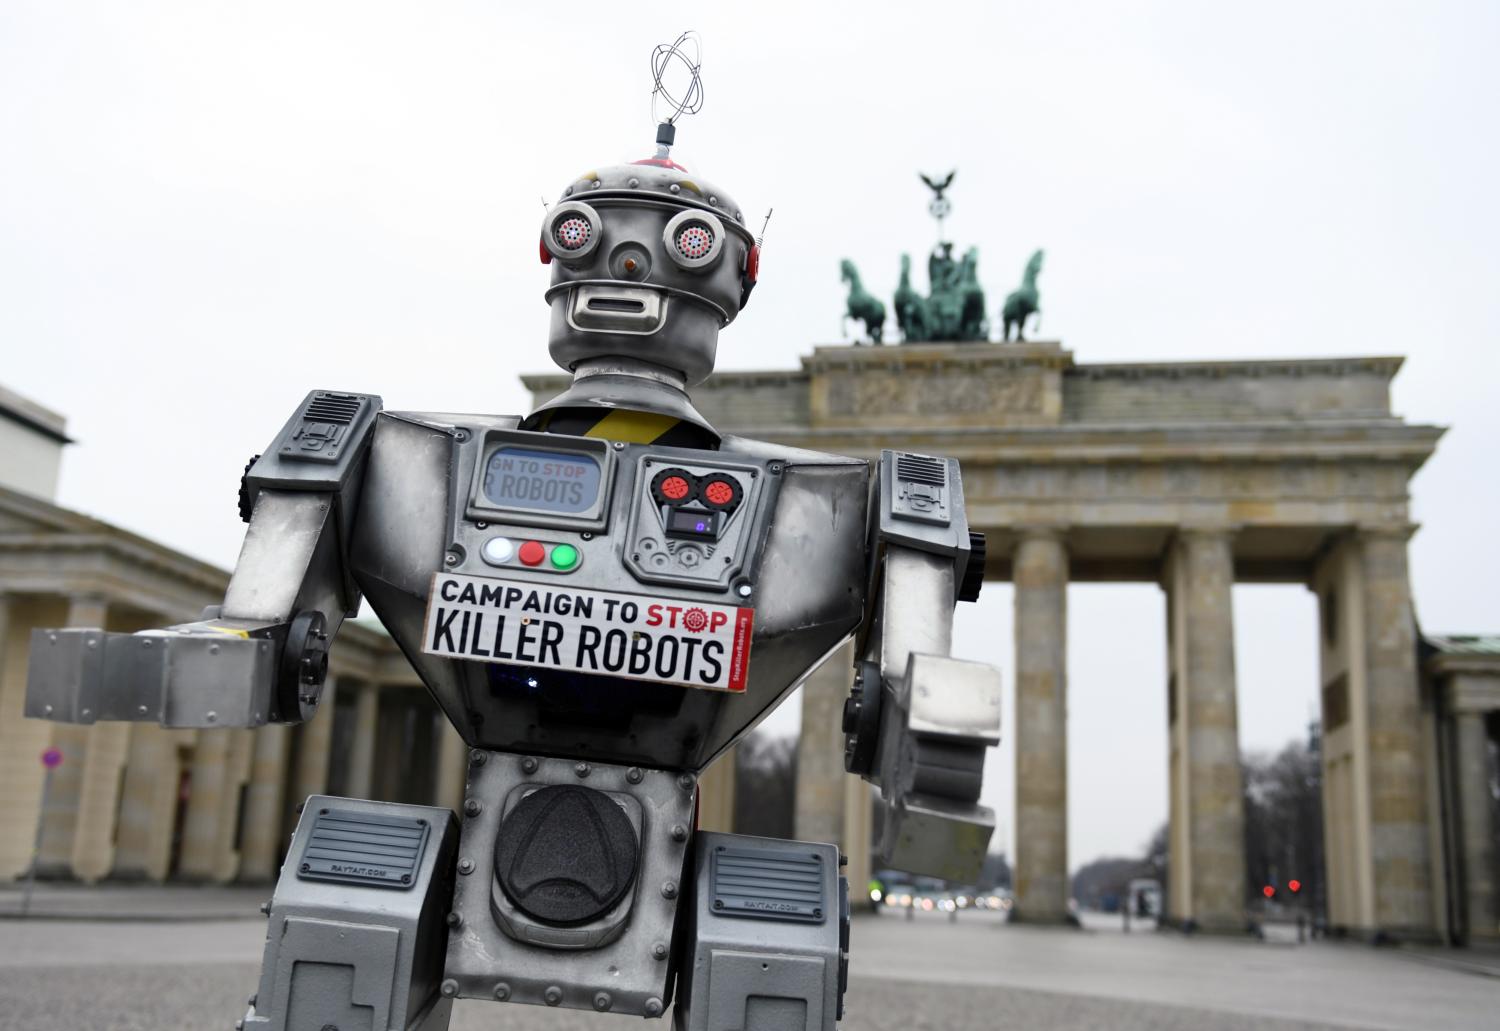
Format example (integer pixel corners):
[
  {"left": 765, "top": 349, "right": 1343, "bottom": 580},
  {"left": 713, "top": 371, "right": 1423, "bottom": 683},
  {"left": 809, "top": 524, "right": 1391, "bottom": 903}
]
[{"left": 843, "top": 169, "right": 1049, "bottom": 346}]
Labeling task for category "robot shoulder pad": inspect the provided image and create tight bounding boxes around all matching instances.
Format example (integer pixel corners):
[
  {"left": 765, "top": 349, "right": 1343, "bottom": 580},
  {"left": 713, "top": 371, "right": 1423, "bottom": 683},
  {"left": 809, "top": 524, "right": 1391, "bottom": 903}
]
[
  {"left": 875, "top": 449, "right": 971, "bottom": 558},
  {"left": 246, "top": 390, "right": 383, "bottom": 493}
]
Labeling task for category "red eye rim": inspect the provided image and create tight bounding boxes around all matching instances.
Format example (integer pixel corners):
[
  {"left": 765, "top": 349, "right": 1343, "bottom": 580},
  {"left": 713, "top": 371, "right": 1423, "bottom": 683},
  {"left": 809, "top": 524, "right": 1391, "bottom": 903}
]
[
  {"left": 701, "top": 477, "right": 741, "bottom": 510},
  {"left": 651, "top": 468, "right": 698, "bottom": 506},
  {"left": 746, "top": 243, "right": 760, "bottom": 283}
]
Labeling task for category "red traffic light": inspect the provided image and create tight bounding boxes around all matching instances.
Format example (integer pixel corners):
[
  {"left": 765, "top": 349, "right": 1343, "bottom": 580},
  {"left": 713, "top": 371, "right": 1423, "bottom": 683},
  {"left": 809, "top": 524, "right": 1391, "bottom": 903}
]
[
  {"left": 1288, "top": 879, "right": 1302, "bottom": 894},
  {"left": 1262, "top": 885, "right": 1275, "bottom": 898}
]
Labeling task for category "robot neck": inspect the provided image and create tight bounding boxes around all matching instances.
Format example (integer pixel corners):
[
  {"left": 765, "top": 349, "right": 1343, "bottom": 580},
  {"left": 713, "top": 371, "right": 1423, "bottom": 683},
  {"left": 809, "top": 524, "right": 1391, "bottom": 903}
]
[{"left": 522, "top": 356, "right": 719, "bottom": 449}]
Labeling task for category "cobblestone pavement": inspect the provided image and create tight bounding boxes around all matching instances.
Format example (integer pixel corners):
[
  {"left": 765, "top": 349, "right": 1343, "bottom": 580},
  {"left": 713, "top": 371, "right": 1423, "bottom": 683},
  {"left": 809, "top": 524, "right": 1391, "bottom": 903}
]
[{"left": 0, "top": 909, "right": 1493, "bottom": 1030}]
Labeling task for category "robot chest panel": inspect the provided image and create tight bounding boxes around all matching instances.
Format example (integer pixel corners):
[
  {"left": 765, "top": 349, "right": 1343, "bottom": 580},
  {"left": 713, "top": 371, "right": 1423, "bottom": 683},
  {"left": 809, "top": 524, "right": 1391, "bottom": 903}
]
[{"left": 415, "top": 424, "right": 869, "bottom": 697}]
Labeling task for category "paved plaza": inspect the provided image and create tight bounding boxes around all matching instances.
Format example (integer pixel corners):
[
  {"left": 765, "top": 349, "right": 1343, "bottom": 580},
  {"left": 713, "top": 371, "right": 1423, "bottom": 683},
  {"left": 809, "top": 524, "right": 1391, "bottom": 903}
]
[{"left": 0, "top": 889, "right": 1495, "bottom": 1030}]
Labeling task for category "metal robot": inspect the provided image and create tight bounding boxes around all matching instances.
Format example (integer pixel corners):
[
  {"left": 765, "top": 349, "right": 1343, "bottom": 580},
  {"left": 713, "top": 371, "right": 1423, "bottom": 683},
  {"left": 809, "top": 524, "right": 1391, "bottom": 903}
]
[{"left": 24, "top": 36, "right": 1002, "bottom": 1031}]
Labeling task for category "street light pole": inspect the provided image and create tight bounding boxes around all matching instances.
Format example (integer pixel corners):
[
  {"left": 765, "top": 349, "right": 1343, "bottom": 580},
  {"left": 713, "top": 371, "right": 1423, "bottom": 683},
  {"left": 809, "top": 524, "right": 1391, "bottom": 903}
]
[{"left": 22, "top": 746, "right": 65, "bottom": 917}]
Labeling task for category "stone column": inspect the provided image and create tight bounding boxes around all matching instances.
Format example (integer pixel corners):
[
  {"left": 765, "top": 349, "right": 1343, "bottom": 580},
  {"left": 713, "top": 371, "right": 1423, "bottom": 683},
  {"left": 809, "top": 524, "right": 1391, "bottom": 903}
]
[
  {"left": 177, "top": 728, "right": 253, "bottom": 882},
  {"left": 796, "top": 641, "right": 857, "bottom": 848},
  {"left": 434, "top": 717, "right": 469, "bottom": 814},
  {"left": 177, "top": 731, "right": 229, "bottom": 880},
  {"left": 1012, "top": 529, "right": 1069, "bottom": 923},
  {"left": 1164, "top": 529, "right": 1246, "bottom": 932},
  {"left": 343, "top": 682, "right": 379, "bottom": 800},
  {"left": 697, "top": 747, "right": 737, "bottom": 834},
  {"left": 238, "top": 725, "right": 291, "bottom": 882},
  {"left": 112, "top": 725, "right": 187, "bottom": 881},
  {"left": 843, "top": 776, "right": 873, "bottom": 909},
  {"left": 70, "top": 721, "right": 132, "bottom": 881},
  {"left": 0, "top": 593, "right": 41, "bottom": 880},
  {"left": 291, "top": 679, "right": 339, "bottom": 812},
  {"left": 36, "top": 595, "right": 109, "bottom": 874},
  {"left": 1358, "top": 528, "right": 1432, "bottom": 936},
  {"left": 1312, "top": 538, "right": 1373, "bottom": 932},
  {"left": 1452, "top": 710, "right": 1498, "bottom": 943}
]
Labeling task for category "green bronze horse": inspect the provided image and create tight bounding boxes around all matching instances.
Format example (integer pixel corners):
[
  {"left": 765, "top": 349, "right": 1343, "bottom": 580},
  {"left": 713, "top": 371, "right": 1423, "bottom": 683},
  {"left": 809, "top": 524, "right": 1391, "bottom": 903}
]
[
  {"left": 1002, "top": 249, "right": 1044, "bottom": 342},
  {"left": 957, "top": 246, "right": 987, "bottom": 341},
  {"left": 840, "top": 258, "right": 886, "bottom": 345},
  {"left": 894, "top": 254, "right": 929, "bottom": 341}
]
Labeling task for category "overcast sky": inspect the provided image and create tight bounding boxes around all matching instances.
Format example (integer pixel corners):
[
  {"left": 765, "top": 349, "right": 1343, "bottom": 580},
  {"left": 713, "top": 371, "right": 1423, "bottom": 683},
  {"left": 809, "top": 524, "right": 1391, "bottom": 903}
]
[{"left": 3, "top": 2, "right": 1496, "bottom": 869}]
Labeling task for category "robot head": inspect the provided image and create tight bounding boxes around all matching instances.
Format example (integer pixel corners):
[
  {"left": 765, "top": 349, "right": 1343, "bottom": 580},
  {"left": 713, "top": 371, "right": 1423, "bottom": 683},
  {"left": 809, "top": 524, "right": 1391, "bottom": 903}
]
[{"left": 541, "top": 157, "right": 758, "bottom": 387}]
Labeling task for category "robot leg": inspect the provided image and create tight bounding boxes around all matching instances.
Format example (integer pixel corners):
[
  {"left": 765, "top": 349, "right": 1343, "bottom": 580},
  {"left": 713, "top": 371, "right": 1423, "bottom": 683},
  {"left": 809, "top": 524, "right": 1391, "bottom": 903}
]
[
  {"left": 241, "top": 796, "right": 459, "bottom": 1031},
  {"left": 675, "top": 832, "right": 849, "bottom": 1031}
]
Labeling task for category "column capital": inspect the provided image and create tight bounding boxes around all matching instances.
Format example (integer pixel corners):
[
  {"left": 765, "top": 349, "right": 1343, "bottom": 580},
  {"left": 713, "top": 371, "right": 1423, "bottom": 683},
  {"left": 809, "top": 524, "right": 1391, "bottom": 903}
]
[
  {"left": 1176, "top": 523, "right": 1241, "bottom": 542},
  {"left": 1011, "top": 524, "right": 1070, "bottom": 546},
  {"left": 65, "top": 594, "right": 110, "bottom": 628},
  {"left": 1354, "top": 522, "right": 1418, "bottom": 543},
  {"left": 1443, "top": 675, "right": 1500, "bottom": 716}
]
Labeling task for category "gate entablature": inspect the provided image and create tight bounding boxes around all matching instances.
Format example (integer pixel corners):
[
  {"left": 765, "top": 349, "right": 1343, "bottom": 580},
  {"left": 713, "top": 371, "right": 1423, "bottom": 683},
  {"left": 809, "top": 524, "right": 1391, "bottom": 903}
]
[{"left": 526, "top": 343, "right": 1443, "bottom": 583}]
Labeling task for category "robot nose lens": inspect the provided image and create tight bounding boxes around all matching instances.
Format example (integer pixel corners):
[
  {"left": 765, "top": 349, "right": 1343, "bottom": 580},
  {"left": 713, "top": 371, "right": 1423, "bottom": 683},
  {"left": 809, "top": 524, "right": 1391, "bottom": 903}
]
[{"left": 609, "top": 242, "right": 653, "bottom": 279}]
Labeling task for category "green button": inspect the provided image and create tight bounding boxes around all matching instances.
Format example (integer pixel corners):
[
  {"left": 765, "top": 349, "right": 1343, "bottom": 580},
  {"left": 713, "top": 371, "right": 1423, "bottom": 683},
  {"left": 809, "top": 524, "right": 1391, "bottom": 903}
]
[{"left": 549, "top": 543, "right": 579, "bottom": 571}]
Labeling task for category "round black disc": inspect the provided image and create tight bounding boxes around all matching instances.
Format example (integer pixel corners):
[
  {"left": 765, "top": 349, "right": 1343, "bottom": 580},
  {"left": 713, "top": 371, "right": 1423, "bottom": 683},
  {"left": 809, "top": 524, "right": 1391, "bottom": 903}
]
[{"left": 493, "top": 785, "right": 639, "bottom": 926}]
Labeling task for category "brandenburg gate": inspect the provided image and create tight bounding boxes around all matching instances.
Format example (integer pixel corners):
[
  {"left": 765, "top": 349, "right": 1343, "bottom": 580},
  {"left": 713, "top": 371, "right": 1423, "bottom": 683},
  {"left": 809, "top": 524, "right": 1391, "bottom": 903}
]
[{"left": 530, "top": 340, "right": 1457, "bottom": 940}]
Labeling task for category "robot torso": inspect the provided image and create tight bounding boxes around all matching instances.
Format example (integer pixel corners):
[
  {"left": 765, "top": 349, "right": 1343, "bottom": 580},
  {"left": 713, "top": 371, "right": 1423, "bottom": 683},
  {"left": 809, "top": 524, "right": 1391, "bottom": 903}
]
[{"left": 348, "top": 410, "right": 871, "bottom": 773}]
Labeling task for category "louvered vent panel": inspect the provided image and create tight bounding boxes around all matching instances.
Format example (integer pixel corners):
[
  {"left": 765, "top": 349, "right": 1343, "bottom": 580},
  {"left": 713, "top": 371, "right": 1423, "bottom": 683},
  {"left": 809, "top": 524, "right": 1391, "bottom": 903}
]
[
  {"left": 297, "top": 808, "right": 429, "bottom": 889},
  {"left": 895, "top": 453, "right": 947, "bottom": 486},
  {"left": 303, "top": 393, "right": 364, "bottom": 424},
  {"left": 710, "top": 846, "right": 826, "bottom": 923}
]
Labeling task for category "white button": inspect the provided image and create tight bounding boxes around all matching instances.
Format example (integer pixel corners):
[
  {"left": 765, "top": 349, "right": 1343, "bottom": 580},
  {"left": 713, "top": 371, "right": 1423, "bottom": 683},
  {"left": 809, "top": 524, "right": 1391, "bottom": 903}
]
[{"left": 481, "top": 537, "right": 516, "bottom": 565}]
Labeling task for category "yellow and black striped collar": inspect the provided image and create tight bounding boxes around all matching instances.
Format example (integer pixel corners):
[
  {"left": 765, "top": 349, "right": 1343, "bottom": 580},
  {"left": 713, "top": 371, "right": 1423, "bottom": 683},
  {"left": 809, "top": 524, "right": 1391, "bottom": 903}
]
[{"left": 528, "top": 407, "right": 718, "bottom": 450}]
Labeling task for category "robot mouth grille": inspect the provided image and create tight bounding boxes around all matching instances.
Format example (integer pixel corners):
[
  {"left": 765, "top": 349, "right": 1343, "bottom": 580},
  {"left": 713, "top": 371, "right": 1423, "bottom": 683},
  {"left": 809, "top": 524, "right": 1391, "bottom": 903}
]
[
  {"left": 676, "top": 224, "right": 713, "bottom": 259},
  {"left": 555, "top": 217, "right": 592, "bottom": 250}
]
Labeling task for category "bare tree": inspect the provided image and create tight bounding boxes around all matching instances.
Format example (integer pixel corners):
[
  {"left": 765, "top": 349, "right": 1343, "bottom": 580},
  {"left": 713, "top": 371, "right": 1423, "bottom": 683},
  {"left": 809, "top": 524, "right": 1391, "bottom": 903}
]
[
  {"left": 1241, "top": 730, "right": 1324, "bottom": 915},
  {"left": 733, "top": 732, "right": 798, "bottom": 839}
]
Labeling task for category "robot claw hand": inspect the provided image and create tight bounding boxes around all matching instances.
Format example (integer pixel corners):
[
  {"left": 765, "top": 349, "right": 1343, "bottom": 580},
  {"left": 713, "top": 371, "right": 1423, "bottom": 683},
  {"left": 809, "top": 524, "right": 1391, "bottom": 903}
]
[
  {"left": 24, "top": 612, "right": 331, "bottom": 728},
  {"left": 849, "top": 651, "right": 1001, "bottom": 881}
]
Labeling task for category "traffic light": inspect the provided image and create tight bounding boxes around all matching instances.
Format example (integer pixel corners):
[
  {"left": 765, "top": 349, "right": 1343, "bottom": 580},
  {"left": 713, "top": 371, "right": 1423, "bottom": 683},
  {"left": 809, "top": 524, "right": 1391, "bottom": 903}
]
[
  {"left": 1262, "top": 885, "right": 1275, "bottom": 899},
  {"left": 1288, "top": 879, "right": 1302, "bottom": 894}
]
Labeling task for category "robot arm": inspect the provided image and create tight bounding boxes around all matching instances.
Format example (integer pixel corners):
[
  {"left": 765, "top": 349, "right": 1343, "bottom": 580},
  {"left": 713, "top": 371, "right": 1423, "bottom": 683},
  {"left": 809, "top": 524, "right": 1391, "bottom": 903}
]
[
  {"left": 844, "top": 450, "right": 1001, "bottom": 881},
  {"left": 25, "top": 390, "right": 382, "bottom": 728}
]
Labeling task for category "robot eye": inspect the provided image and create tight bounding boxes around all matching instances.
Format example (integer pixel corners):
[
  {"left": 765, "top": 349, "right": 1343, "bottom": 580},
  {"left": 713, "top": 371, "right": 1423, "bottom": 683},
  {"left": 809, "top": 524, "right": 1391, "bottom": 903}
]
[
  {"left": 555, "top": 217, "right": 592, "bottom": 251},
  {"left": 651, "top": 468, "right": 698, "bottom": 506},
  {"left": 701, "top": 477, "right": 741, "bottom": 510},
  {"left": 542, "top": 201, "right": 602, "bottom": 263},
  {"left": 662, "top": 210, "right": 726, "bottom": 272},
  {"left": 675, "top": 224, "right": 713, "bottom": 260}
]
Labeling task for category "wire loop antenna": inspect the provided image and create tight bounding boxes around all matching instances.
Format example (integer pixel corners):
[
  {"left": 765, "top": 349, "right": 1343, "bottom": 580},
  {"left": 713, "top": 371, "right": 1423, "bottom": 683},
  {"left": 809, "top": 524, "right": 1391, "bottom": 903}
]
[{"left": 650, "top": 31, "right": 704, "bottom": 158}]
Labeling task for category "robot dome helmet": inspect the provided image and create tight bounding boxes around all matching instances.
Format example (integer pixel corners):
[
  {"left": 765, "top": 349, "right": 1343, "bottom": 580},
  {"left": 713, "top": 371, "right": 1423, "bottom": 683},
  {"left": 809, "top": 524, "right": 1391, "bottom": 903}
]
[{"left": 540, "top": 34, "right": 761, "bottom": 388}]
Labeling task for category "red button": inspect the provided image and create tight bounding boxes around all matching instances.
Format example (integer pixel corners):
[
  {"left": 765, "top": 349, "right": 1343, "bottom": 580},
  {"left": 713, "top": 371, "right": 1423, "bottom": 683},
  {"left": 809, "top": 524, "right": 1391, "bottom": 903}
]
[
  {"left": 518, "top": 540, "right": 546, "bottom": 567},
  {"left": 704, "top": 480, "right": 734, "bottom": 506}
]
